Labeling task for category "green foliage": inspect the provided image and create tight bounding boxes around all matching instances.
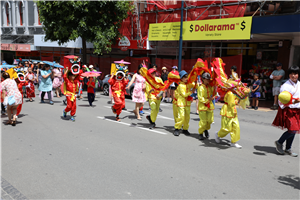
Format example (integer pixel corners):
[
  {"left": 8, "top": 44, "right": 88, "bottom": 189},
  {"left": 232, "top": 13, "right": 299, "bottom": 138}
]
[{"left": 36, "top": 0, "right": 134, "bottom": 54}]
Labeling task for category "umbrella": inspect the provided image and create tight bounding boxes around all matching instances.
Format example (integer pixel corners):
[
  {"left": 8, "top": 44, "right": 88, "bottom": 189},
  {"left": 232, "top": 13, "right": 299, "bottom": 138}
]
[
  {"left": 114, "top": 59, "right": 131, "bottom": 64},
  {"left": 53, "top": 63, "right": 64, "bottom": 68},
  {"left": 0, "top": 64, "right": 16, "bottom": 69},
  {"left": 81, "top": 71, "right": 101, "bottom": 77}
]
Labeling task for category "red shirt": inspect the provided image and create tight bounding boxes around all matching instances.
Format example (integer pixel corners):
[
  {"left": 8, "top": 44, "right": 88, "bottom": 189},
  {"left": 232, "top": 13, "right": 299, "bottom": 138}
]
[
  {"left": 63, "top": 73, "right": 80, "bottom": 94},
  {"left": 87, "top": 81, "right": 95, "bottom": 94},
  {"left": 108, "top": 77, "right": 129, "bottom": 97}
]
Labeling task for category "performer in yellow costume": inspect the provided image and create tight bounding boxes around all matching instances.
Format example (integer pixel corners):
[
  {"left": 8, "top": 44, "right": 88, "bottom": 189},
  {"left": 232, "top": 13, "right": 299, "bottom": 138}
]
[
  {"left": 172, "top": 85, "right": 179, "bottom": 124},
  {"left": 198, "top": 72, "right": 215, "bottom": 140},
  {"left": 145, "top": 68, "right": 164, "bottom": 129},
  {"left": 211, "top": 58, "right": 250, "bottom": 149},
  {"left": 173, "top": 70, "right": 197, "bottom": 136}
]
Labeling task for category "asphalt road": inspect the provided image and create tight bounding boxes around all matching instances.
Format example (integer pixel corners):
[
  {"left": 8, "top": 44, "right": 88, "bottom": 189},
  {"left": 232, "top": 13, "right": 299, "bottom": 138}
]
[{"left": 1, "top": 91, "right": 299, "bottom": 199}]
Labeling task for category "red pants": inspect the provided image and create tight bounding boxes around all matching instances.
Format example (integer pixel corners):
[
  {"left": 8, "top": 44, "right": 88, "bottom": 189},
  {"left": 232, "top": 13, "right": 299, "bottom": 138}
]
[
  {"left": 113, "top": 95, "right": 125, "bottom": 115},
  {"left": 16, "top": 97, "right": 23, "bottom": 116},
  {"left": 26, "top": 82, "right": 35, "bottom": 98},
  {"left": 65, "top": 96, "right": 77, "bottom": 116}
]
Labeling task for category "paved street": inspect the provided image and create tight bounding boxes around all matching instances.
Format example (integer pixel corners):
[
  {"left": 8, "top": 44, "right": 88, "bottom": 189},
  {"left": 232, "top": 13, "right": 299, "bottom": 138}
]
[{"left": 1, "top": 91, "right": 299, "bottom": 199}]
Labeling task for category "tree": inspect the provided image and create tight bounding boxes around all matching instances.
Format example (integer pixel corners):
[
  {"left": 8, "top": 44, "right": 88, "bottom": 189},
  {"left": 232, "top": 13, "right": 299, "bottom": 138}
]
[{"left": 37, "top": 1, "right": 134, "bottom": 63}]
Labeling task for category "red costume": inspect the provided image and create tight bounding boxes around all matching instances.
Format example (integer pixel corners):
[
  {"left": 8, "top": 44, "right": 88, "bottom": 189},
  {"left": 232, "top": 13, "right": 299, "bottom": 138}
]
[
  {"left": 108, "top": 76, "right": 129, "bottom": 116},
  {"left": 25, "top": 72, "right": 36, "bottom": 98},
  {"left": 63, "top": 73, "right": 80, "bottom": 116},
  {"left": 16, "top": 81, "right": 28, "bottom": 116}
]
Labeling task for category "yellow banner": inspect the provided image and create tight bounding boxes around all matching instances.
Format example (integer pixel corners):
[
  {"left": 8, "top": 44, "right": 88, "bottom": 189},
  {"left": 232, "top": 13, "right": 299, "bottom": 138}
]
[{"left": 149, "top": 17, "right": 252, "bottom": 41}]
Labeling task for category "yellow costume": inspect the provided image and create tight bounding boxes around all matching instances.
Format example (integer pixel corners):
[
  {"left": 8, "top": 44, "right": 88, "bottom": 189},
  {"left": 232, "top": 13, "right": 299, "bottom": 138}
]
[
  {"left": 217, "top": 91, "right": 240, "bottom": 143},
  {"left": 146, "top": 77, "right": 163, "bottom": 123},
  {"left": 174, "top": 82, "right": 197, "bottom": 130},
  {"left": 173, "top": 87, "right": 179, "bottom": 124},
  {"left": 198, "top": 84, "right": 215, "bottom": 135}
]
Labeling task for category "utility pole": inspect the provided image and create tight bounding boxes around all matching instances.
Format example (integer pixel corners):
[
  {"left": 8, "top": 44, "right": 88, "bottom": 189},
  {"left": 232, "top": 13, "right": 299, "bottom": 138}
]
[{"left": 178, "top": 1, "right": 184, "bottom": 71}]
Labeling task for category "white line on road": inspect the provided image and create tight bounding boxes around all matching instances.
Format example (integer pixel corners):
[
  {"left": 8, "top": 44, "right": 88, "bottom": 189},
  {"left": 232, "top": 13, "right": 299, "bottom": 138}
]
[
  {"left": 104, "top": 106, "right": 174, "bottom": 121},
  {"left": 97, "top": 116, "right": 167, "bottom": 135}
]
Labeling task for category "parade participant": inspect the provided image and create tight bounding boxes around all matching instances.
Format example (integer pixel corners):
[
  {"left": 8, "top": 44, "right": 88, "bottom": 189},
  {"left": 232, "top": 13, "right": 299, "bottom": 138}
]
[
  {"left": 87, "top": 77, "right": 95, "bottom": 107},
  {"left": 172, "top": 84, "right": 179, "bottom": 124},
  {"left": 1, "top": 72, "right": 22, "bottom": 126},
  {"left": 197, "top": 72, "right": 215, "bottom": 140},
  {"left": 108, "top": 65, "right": 129, "bottom": 122},
  {"left": 15, "top": 72, "right": 28, "bottom": 116},
  {"left": 25, "top": 67, "right": 36, "bottom": 102},
  {"left": 161, "top": 67, "right": 169, "bottom": 102},
  {"left": 273, "top": 66, "right": 300, "bottom": 157},
  {"left": 173, "top": 70, "right": 197, "bottom": 136},
  {"left": 52, "top": 67, "right": 63, "bottom": 98},
  {"left": 145, "top": 68, "right": 164, "bottom": 129},
  {"left": 39, "top": 64, "right": 54, "bottom": 105},
  {"left": 126, "top": 64, "right": 146, "bottom": 120},
  {"left": 62, "top": 67, "right": 81, "bottom": 122},
  {"left": 213, "top": 58, "right": 250, "bottom": 148}
]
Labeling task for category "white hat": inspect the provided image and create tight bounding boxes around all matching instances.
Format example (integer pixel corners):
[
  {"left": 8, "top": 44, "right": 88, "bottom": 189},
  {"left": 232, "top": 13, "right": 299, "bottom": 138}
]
[{"left": 89, "top": 65, "right": 94, "bottom": 69}]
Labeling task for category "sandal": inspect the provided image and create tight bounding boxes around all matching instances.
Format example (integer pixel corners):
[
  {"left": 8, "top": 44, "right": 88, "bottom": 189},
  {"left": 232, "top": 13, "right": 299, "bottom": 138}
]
[{"left": 12, "top": 120, "right": 16, "bottom": 126}]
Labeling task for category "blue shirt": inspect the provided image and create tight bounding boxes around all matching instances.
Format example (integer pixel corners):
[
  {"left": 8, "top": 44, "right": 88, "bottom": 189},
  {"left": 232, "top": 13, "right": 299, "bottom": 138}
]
[
  {"left": 252, "top": 80, "right": 261, "bottom": 91},
  {"left": 39, "top": 69, "right": 53, "bottom": 92},
  {"left": 271, "top": 69, "right": 285, "bottom": 87}
]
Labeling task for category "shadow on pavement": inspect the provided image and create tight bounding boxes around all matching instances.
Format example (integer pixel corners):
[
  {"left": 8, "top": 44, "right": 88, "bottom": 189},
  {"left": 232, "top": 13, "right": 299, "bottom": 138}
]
[
  {"left": 78, "top": 104, "right": 96, "bottom": 107},
  {"left": 253, "top": 145, "right": 278, "bottom": 155},
  {"left": 277, "top": 175, "right": 300, "bottom": 190}
]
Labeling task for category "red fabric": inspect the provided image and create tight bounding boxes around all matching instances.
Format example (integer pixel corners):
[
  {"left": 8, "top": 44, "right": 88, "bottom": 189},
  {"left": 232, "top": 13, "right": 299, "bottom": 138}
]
[
  {"left": 155, "top": 54, "right": 242, "bottom": 77},
  {"left": 16, "top": 103, "right": 22, "bottom": 116},
  {"left": 41, "top": 56, "right": 53, "bottom": 62},
  {"left": 87, "top": 81, "right": 95, "bottom": 94},
  {"left": 26, "top": 81, "right": 35, "bottom": 98},
  {"left": 108, "top": 77, "right": 128, "bottom": 115},
  {"left": 113, "top": 96, "right": 125, "bottom": 115},
  {"left": 65, "top": 96, "right": 77, "bottom": 116},
  {"left": 272, "top": 107, "right": 300, "bottom": 133},
  {"left": 63, "top": 73, "right": 80, "bottom": 94}
]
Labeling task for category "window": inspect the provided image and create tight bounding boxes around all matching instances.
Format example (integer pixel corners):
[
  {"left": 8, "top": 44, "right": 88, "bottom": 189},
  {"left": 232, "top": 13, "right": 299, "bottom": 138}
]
[{"left": 5, "top": 3, "right": 10, "bottom": 26}]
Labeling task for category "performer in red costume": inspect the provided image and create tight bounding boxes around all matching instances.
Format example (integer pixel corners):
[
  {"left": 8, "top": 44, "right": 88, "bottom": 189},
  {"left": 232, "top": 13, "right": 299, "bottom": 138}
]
[
  {"left": 15, "top": 73, "right": 28, "bottom": 116},
  {"left": 25, "top": 67, "right": 36, "bottom": 102},
  {"left": 62, "top": 66, "right": 81, "bottom": 122},
  {"left": 108, "top": 66, "right": 129, "bottom": 121}
]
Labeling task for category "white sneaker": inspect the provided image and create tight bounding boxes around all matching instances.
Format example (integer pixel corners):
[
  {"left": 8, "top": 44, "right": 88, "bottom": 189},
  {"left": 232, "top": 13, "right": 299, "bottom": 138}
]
[
  {"left": 215, "top": 131, "right": 220, "bottom": 143},
  {"left": 231, "top": 143, "right": 242, "bottom": 149}
]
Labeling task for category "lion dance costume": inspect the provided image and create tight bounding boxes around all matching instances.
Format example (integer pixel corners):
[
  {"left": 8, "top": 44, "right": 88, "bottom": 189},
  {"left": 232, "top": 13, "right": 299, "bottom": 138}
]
[
  {"left": 108, "top": 62, "right": 129, "bottom": 121},
  {"left": 62, "top": 56, "right": 82, "bottom": 121}
]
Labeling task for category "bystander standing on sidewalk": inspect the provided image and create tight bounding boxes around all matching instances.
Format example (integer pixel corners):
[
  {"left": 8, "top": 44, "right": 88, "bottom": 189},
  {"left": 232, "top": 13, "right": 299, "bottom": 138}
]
[{"left": 270, "top": 63, "right": 285, "bottom": 110}]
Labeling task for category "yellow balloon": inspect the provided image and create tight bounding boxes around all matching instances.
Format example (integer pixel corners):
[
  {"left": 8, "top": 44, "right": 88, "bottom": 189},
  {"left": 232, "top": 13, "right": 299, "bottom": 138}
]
[{"left": 279, "top": 91, "right": 292, "bottom": 105}]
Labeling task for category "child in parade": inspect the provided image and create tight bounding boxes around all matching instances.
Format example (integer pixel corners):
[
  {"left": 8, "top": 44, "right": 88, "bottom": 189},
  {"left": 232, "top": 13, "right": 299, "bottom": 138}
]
[
  {"left": 87, "top": 77, "right": 95, "bottom": 107},
  {"left": 215, "top": 90, "right": 242, "bottom": 148},
  {"left": 273, "top": 66, "right": 300, "bottom": 157},
  {"left": 108, "top": 70, "right": 129, "bottom": 122},
  {"left": 62, "top": 67, "right": 81, "bottom": 122},
  {"left": 249, "top": 73, "right": 261, "bottom": 110},
  {"left": 173, "top": 70, "right": 196, "bottom": 136},
  {"left": 198, "top": 72, "right": 215, "bottom": 140},
  {"left": 15, "top": 73, "right": 28, "bottom": 116},
  {"left": 25, "top": 67, "right": 36, "bottom": 102},
  {"left": 145, "top": 68, "right": 164, "bottom": 129}
]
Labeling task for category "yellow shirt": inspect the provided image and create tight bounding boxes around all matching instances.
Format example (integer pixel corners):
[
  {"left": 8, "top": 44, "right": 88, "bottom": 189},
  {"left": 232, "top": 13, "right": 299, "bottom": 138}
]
[
  {"left": 145, "top": 77, "right": 164, "bottom": 100},
  {"left": 197, "top": 84, "right": 215, "bottom": 111},
  {"left": 220, "top": 91, "right": 239, "bottom": 118},
  {"left": 173, "top": 87, "right": 179, "bottom": 105},
  {"left": 177, "top": 82, "right": 197, "bottom": 107}
]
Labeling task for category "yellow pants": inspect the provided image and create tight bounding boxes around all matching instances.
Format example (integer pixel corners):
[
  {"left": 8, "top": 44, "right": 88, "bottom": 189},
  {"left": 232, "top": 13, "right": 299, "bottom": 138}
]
[
  {"left": 175, "top": 106, "right": 190, "bottom": 130},
  {"left": 173, "top": 104, "right": 178, "bottom": 124},
  {"left": 149, "top": 99, "right": 161, "bottom": 123},
  {"left": 218, "top": 116, "right": 240, "bottom": 143},
  {"left": 198, "top": 110, "right": 214, "bottom": 134}
]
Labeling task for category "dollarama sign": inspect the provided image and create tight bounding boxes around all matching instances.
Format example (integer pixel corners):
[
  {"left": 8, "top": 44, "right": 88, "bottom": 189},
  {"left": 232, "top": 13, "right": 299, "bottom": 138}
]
[{"left": 149, "top": 17, "right": 252, "bottom": 41}]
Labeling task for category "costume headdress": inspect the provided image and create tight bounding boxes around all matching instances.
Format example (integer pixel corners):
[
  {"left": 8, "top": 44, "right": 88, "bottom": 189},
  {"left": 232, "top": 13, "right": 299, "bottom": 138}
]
[{"left": 69, "top": 56, "right": 81, "bottom": 75}]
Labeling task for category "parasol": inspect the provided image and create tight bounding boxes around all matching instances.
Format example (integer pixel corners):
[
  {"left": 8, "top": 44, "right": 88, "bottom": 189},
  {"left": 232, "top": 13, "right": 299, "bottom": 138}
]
[
  {"left": 114, "top": 60, "right": 131, "bottom": 64},
  {"left": 81, "top": 71, "right": 101, "bottom": 77}
]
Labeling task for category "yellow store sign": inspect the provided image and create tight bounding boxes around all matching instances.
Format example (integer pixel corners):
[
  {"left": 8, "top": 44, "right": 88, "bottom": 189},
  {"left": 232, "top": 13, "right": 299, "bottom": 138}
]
[{"left": 149, "top": 17, "right": 252, "bottom": 41}]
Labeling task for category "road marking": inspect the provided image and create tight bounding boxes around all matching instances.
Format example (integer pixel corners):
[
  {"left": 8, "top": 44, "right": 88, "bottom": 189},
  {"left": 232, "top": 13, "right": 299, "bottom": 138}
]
[
  {"left": 97, "top": 116, "right": 167, "bottom": 135},
  {"left": 104, "top": 106, "right": 174, "bottom": 121}
]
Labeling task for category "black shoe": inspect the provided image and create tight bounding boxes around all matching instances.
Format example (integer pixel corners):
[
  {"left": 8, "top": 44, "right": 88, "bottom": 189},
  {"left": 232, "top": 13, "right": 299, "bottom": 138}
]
[
  {"left": 173, "top": 129, "right": 180, "bottom": 136},
  {"left": 254, "top": 106, "right": 258, "bottom": 110},
  {"left": 183, "top": 130, "right": 190, "bottom": 135},
  {"left": 159, "top": 108, "right": 163, "bottom": 112},
  {"left": 248, "top": 106, "right": 254, "bottom": 109},
  {"left": 199, "top": 134, "right": 205, "bottom": 140},
  {"left": 122, "top": 107, "right": 127, "bottom": 111},
  {"left": 204, "top": 130, "right": 209, "bottom": 138},
  {"left": 149, "top": 123, "right": 156, "bottom": 129},
  {"left": 146, "top": 115, "right": 153, "bottom": 124}
]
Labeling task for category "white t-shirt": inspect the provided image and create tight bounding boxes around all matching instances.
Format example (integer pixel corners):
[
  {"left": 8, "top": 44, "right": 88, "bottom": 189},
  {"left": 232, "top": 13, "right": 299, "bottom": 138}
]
[{"left": 279, "top": 79, "right": 300, "bottom": 109}]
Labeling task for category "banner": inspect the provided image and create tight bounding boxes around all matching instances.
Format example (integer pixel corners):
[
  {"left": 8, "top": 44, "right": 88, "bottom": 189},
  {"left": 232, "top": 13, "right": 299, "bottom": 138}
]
[
  {"left": 149, "top": 17, "right": 252, "bottom": 41},
  {"left": 1, "top": 43, "right": 31, "bottom": 52}
]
